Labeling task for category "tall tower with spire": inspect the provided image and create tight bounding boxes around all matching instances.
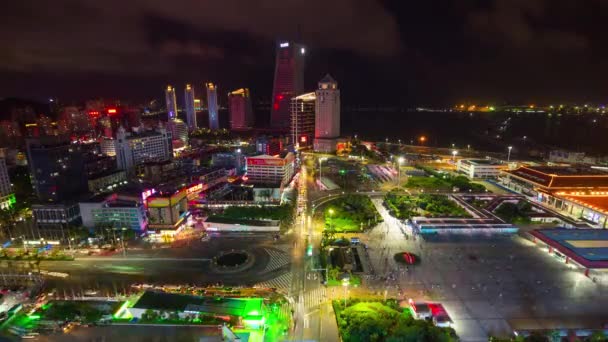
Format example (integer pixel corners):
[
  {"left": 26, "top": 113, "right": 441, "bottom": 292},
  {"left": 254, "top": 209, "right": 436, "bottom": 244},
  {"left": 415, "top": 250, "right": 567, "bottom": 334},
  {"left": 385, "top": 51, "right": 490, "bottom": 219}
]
[{"left": 314, "top": 74, "right": 340, "bottom": 152}]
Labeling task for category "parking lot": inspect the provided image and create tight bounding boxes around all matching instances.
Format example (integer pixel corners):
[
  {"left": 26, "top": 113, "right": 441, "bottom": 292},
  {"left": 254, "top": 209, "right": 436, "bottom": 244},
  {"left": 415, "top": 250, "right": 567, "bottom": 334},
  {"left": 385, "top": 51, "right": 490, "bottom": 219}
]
[{"left": 362, "top": 198, "right": 608, "bottom": 341}]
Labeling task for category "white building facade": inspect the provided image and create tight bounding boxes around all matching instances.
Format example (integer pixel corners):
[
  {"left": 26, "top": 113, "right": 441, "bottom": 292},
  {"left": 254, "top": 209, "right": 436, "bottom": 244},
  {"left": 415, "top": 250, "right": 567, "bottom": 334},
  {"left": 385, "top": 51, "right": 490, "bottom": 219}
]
[
  {"left": 115, "top": 125, "right": 173, "bottom": 172},
  {"left": 457, "top": 159, "right": 506, "bottom": 179}
]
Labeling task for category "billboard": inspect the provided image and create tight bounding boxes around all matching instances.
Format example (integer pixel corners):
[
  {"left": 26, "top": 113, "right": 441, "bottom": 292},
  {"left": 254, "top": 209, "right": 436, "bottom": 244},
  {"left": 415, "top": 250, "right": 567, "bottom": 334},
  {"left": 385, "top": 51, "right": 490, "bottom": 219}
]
[{"left": 247, "top": 157, "right": 285, "bottom": 167}]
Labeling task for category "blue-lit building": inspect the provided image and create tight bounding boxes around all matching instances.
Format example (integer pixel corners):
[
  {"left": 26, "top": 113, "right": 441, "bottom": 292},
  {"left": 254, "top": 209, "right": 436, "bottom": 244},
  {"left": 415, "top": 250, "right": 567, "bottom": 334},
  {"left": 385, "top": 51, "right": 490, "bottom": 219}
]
[{"left": 206, "top": 83, "right": 219, "bottom": 130}]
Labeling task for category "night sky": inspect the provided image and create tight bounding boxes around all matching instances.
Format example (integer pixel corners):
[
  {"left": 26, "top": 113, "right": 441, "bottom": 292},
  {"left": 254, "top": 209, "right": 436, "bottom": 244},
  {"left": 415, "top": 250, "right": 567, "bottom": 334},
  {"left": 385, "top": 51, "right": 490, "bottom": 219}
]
[{"left": 1, "top": 0, "right": 607, "bottom": 105}]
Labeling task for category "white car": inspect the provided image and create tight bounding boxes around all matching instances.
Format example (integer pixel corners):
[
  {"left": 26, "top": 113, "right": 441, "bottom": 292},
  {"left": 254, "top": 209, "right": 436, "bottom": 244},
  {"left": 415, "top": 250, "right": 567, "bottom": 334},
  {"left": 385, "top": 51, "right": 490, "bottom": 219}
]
[{"left": 433, "top": 315, "right": 453, "bottom": 328}]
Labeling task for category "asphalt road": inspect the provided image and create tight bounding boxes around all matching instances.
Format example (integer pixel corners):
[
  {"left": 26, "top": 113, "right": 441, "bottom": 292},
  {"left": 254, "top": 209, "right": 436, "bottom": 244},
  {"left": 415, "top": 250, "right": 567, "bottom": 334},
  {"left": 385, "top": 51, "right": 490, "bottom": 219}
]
[{"left": 0, "top": 234, "right": 292, "bottom": 295}]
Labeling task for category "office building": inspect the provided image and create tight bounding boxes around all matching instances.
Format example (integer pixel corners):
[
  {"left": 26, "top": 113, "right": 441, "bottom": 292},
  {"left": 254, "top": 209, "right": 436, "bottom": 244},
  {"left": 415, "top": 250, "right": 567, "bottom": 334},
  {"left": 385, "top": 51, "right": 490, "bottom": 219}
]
[
  {"left": 290, "top": 92, "right": 316, "bottom": 148},
  {"left": 79, "top": 194, "right": 147, "bottom": 232},
  {"left": 314, "top": 74, "right": 340, "bottom": 152},
  {"left": 87, "top": 170, "right": 127, "bottom": 194},
  {"left": 165, "top": 85, "right": 178, "bottom": 120},
  {"left": 457, "top": 159, "right": 506, "bottom": 179},
  {"left": 147, "top": 187, "right": 190, "bottom": 242},
  {"left": 245, "top": 153, "right": 295, "bottom": 187},
  {"left": 270, "top": 41, "right": 305, "bottom": 129},
  {"left": 228, "top": 88, "right": 253, "bottom": 130},
  {"left": 32, "top": 202, "right": 81, "bottom": 236},
  {"left": 0, "top": 158, "right": 15, "bottom": 209},
  {"left": 255, "top": 136, "right": 283, "bottom": 156},
  {"left": 115, "top": 124, "right": 173, "bottom": 172},
  {"left": 184, "top": 84, "right": 197, "bottom": 129},
  {"left": 26, "top": 136, "right": 88, "bottom": 202},
  {"left": 100, "top": 137, "right": 116, "bottom": 156},
  {"left": 206, "top": 83, "right": 219, "bottom": 130}
]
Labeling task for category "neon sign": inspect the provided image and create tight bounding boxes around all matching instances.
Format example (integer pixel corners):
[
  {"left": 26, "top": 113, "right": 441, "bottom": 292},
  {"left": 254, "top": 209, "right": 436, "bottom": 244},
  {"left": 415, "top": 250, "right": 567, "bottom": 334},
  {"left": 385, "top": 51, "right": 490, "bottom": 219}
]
[{"left": 187, "top": 183, "right": 203, "bottom": 195}]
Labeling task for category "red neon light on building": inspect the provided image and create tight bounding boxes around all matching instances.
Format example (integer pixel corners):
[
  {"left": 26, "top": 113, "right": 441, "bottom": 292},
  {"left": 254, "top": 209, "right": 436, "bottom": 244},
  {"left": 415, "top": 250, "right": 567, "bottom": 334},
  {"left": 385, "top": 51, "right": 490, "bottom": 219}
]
[
  {"left": 107, "top": 108, "right": 117, "bottom": 114},
  {"left": 273, "top": 103, "right": 279, "bottom": 110},
  {"left": 300, "top": 136, "right": 307, "bottom": 143}
]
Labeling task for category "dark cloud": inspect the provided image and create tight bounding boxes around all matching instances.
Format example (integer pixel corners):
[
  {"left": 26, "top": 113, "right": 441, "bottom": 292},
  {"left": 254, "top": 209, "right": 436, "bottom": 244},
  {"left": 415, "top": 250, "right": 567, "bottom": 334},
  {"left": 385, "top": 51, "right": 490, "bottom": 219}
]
[
  {"left": 468, "top": 0, "right": 589, "bottom": 52},
  {"left": 0, "top": 0, "right": 402, "bottom": 75}
]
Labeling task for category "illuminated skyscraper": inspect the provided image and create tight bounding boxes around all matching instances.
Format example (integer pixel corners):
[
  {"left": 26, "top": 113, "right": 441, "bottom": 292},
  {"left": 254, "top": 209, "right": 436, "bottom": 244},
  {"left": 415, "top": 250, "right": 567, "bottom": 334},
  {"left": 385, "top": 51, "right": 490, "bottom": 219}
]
[
  {"left": 206, "top": 83, "right": 219, "bottom": 130},
  {"left": 165, "top": 85, "right": 178, "bottom": 120},
  {"left": 290, "top": 92, "right": 315, "bottom": 148},
  {"left": 314, "top": 74, "right": 340, "bottom": 152},
  {"left": 270, "top": 41, "right": 305, "bottom": 129},
  {"left": 228, "top": 88, "right": 253, "bottom": 130},
  {"left": 0, "top": 158, "right": 15, "bottom": 210},
  {"left": 184, "top": 84, "right": 197, "bottom": 129}
]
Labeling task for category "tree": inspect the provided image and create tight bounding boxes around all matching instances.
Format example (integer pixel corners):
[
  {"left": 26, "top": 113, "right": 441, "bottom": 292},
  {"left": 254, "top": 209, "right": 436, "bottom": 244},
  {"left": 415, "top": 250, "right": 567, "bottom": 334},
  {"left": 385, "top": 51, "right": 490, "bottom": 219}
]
[{"left": 589, "top": 330, "right": 607, "bottom": 342}]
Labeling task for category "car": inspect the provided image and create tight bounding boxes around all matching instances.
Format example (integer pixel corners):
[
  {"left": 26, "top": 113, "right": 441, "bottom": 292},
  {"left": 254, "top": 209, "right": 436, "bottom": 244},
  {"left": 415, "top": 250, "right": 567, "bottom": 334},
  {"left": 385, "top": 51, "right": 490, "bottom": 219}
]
[
  {"left": 408, "top": 300, "right": 432, "bottom": 319},
  {"left": 433, "top": 315, "right": 453, "bottom": 328},
  {"left": 350, "top": 237, "right": 361, "bottom": 245}
]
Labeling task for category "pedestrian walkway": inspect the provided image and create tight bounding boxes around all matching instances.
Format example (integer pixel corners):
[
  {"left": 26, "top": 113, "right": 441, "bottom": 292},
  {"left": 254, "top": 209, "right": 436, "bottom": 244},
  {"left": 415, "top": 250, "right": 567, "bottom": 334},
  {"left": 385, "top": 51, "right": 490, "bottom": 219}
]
[
  {"left": 304, "top": 287, "right": 326, "bottom": 310},
  {"left": 256, "top": 272, "right": 292, "bottom": 290},
  {"left": 263, "top": 248, "right": 291, "bottom": 272}
]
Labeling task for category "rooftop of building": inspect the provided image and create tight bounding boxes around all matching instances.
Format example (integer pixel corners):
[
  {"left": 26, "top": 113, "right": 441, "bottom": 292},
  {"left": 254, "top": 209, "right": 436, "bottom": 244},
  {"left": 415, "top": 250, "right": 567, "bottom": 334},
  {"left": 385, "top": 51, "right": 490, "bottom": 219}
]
[
  {"left": 294, "top": 92, "right": 316, "bottom": 101},
  {"left": 530, "top": 228, "right": 608, "bottom": 268},
  {"left": 131, "top": 291, "right": 263, "bottom": 317},
  {"left": 105, "top": 198, "right": 140, "bottom": 208},
  {"left": 461, "top": 159, "right": 503, "bottom": 165},
  {"left": 504, "top": 166, "right": 608, "bottom": 189}
]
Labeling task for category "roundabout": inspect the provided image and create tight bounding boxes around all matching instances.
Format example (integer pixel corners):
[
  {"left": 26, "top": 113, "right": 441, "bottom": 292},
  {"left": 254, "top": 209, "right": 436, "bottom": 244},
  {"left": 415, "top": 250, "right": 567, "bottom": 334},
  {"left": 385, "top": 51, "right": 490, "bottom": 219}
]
[{"left": 210, "top": 249, "right": 256, "bottom": 274}]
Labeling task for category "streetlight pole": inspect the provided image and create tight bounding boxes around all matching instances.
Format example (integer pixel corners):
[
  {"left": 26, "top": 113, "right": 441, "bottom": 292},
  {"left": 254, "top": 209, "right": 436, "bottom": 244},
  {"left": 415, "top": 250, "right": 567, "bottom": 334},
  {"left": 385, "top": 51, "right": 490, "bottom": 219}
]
[
  {"left": 507, "top": 146, "right": 513, "bottom": 162},
  {"left": 452, "top": 150, "right": 458, "bottom": 162}
]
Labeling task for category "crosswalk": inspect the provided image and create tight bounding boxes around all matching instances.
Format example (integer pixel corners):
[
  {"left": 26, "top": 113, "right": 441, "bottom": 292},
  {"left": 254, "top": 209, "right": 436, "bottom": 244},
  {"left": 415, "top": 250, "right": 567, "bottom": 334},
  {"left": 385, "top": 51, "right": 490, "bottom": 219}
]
[
  {"left": 263, "top": 248, "right": 292, "bottom": 272},
  {"left": 303, "top": 287, "right": 326, "bottom": 310},
  {"left": 256, "top": 272, "right": 292, "bottom": 290}
]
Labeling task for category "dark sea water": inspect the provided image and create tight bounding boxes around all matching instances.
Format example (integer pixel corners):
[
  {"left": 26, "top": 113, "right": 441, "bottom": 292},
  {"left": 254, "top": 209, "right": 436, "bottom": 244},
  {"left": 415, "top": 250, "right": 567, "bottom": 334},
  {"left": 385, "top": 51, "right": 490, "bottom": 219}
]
[{"left": 341, "top": 110, "right": 608, "bottom": 155}]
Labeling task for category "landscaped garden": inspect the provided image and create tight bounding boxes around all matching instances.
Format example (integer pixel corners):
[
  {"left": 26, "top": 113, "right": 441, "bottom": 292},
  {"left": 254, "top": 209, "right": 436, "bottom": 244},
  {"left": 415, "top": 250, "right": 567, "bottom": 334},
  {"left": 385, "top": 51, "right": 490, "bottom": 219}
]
[
  {"left": 333, "top": 298, "right": 457, "bottom": 342},
  {"left": 323, "top": 195, "right": 381, "bottom": 232},
  {"left": 214, "top": 204, "right": 295, "bottom": 231},
  {"left": 407, "top": 166, "right": 486, "bottom": 193},
  {"left": 384, "top": 192, "right": 470, "bottom": 218},
  {"left": 494, "top": 200, "right": 533, "bottom": 224}
]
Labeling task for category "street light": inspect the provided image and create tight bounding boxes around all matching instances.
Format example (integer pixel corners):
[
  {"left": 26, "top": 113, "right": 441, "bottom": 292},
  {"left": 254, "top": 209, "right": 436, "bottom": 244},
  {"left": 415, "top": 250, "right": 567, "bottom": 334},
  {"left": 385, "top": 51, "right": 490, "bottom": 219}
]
[
  {"left": 341, "top": 275, "right": 350, "bottom": 308},
  {"left": 452, "top": 150, "right": 458, "bottom": 162},
  {"left": 328, "top": 209, "right": 335, "bottom": 230},
  {"left": 507, "top": 146, "right": 513, "bottom": 162}
]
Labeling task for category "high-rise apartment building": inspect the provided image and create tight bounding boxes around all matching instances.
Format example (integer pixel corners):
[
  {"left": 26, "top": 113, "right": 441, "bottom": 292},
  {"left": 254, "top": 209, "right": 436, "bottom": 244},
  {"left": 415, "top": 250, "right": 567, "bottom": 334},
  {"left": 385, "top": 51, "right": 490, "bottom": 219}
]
[
  {"left": 115, "top": 124, "right": 173, "bottom": 172},
  {"left": 290, "top": 92, "right": 316, "bottom": 148},
  {"left": 228, "top": 88, "right": 253, "bottom": 130},
  {"left": 0, "top": 158, "right": 15, "bottom": 209},
  {"left": 184, "top": 84, "right": 197, "bottom": 129},
  {"left": 26, "top": 136, "right": 88, "bottom": 202},
  {"left": 168, "top": 118, "right": 188, "bottom": 146},
  {"left": 165, "top": 85, "right": 178, "bottom": 120},
  {"left": 206, "top": 83, "right": 219, "bottom": 130},
  {"left": 314, "top": 74, "right": 340, "bottom": 152},
  {"left": 270, "top": 41, "right": 305, "bottom": 129}
]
